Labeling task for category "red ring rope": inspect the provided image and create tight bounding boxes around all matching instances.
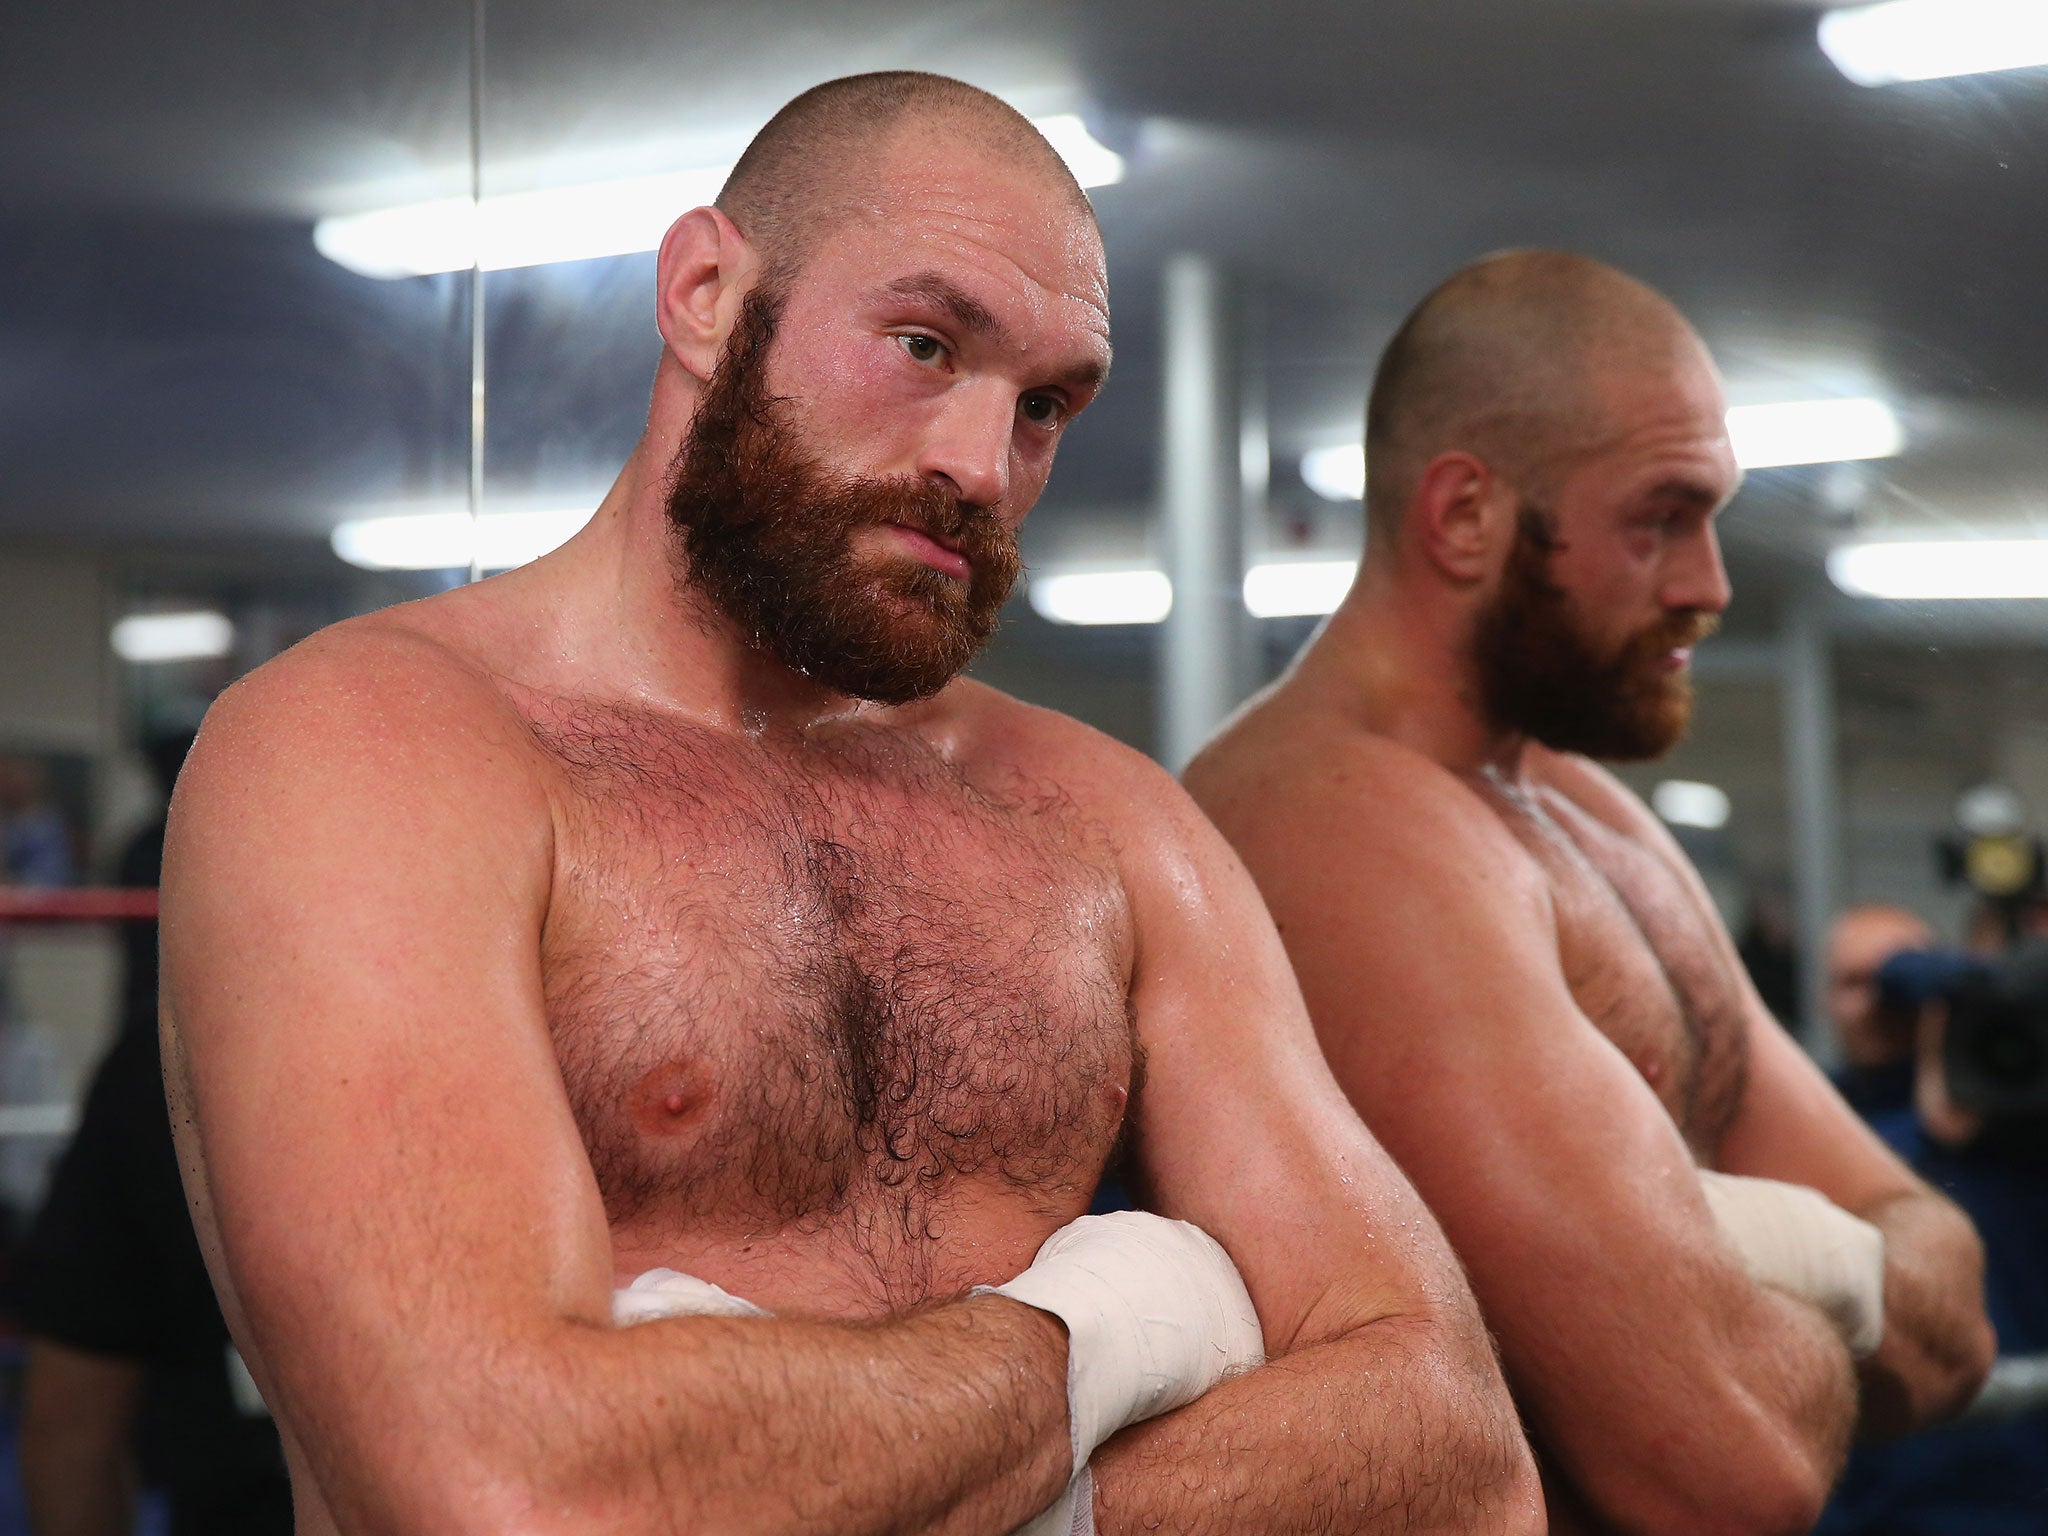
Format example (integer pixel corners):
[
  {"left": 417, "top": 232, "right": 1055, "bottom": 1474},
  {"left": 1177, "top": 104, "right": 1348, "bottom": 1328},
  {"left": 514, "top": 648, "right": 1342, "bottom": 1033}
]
[{"left": 0, "top": 888, "right": 159, "bottom": 923}]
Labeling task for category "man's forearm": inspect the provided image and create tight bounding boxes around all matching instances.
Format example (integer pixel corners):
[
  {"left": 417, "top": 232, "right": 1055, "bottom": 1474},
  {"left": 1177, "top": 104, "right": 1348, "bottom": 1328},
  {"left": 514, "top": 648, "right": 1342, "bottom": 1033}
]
[
  {"left": 1089, "top": 1312, "right": 1538, "bottom": 1536},
  {"left": 1854, "top": 1188, "right": 1996, "bottom": 1439},
  {"left": 306, "top": 1295, "right": 1074, "bottom": 1536}
]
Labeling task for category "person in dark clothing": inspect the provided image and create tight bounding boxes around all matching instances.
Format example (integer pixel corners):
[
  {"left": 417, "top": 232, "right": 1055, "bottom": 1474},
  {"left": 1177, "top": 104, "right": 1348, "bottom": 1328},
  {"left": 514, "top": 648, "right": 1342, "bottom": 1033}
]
[
  {"left": 15, "top": 734, "right": 291, "bottom": 1535},
  {"left": 1828, "top": 904, "right": 1935, "bottom": 1122},
  {"left": 1818, "top": 979, "right": 2048, "bottom": 1534}
]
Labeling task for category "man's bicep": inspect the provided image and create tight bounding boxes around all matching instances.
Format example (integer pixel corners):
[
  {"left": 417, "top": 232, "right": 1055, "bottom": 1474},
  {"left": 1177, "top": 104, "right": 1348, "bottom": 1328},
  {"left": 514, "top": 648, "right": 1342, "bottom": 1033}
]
[
  {"left": 1716, "top": 1006, "right": 1925, "bottom": 1206},
  {"left": 161, "top": 658, "right": 612, "bottom": 1423}
]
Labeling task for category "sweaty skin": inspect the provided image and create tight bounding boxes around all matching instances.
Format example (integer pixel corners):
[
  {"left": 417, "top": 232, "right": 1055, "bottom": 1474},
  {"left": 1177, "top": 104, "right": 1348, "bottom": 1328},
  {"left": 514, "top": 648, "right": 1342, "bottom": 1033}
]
[
  {"left": 162, "top": 112, "right": 1538, "bottom": 1536},
  {"left": 1186, "top": 254, "right": 1993, "bottom": 1536}
]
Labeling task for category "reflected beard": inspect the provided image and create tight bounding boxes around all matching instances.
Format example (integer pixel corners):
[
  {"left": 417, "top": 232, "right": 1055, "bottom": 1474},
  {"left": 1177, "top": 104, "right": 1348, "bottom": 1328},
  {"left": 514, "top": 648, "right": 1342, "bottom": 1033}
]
[
  {"left": 663, "top": 288, "right": 1022, "bottom": 706},
  {"left": 1473, "top": 502, "right": 1719, "bottom": 761}
]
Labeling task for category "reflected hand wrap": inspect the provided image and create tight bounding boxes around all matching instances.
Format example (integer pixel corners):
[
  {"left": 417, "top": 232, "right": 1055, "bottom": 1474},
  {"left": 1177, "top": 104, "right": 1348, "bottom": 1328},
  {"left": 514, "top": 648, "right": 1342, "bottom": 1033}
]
[{"left": 1698, "top": 1169, "right": 1887, "bottom": 1358}]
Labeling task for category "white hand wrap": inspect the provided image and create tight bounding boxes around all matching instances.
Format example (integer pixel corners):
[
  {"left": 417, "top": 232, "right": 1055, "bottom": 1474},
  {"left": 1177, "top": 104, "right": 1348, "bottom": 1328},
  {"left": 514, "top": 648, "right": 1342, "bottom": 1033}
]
[
  {"left": 611, "top": 1268, "right": 769, "bottom": 1326},
  {"left": 981, "top": 1211, "right": 1265, "bottom": 1475},
  {"left": 1697, "top": 1170, "right": 1887, "bottom": 1359}
]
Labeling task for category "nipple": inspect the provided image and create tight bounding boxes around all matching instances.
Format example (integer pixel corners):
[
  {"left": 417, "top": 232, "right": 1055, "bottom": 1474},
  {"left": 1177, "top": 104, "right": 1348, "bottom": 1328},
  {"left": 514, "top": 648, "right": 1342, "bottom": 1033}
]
[{"left": 628, "top": 1060, "right": 714, "bottom": 1138}]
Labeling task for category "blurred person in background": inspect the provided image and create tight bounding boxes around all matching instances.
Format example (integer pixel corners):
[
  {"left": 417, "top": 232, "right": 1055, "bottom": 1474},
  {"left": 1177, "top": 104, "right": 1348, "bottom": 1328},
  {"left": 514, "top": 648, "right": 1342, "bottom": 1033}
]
[
  {"left": 1829, "top": 904, "right": 1937, "bottom": 1121},
  {"left": 1818, "top": 940, "right": 2048, "bottom": 1535},
  {"left": 16, "top": 729, "right": 290, "bottom": 1536},
  {"left": 1188, "top": 249, "right": 1994, "bottom": 1534},
  {"left": 0, "top": 758, "right": 72, "bottom": 891}
]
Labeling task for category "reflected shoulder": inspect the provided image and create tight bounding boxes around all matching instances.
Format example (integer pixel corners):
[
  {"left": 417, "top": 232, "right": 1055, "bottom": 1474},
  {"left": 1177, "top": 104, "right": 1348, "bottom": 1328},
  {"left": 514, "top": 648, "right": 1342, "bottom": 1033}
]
[{"left": 1528, "top": 747, "right": 1667, "bottom": 843}]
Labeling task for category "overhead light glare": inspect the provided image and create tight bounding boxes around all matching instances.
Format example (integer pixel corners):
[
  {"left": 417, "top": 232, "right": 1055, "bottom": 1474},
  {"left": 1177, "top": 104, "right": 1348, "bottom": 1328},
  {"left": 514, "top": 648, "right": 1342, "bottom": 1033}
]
[
  {"left": 1819, "top": 0, "right": 2048, "bottom": 87},
  {"left": 315, "top": 116, "right": 1122, "bottom": 279},
  {"left": 1029, "top": 569, "right": 1172, "bottom": 626},
  {"left": 332, "top": 506, "right": 596, "bottom": 571},
  {"left": 1301, "top": 444, "right": 1366, "bottom": 502},
  {"left": 1652, "top": 780, "right": 1731, "bottom": 831},
  {"left": 1828, "top": 538, "right": 2048, "bottom": 600},
  {"left": 112, "top": 611, "right": 235, "bottom": 664},
  {"left": 1032, "top": 114, "right": 1125, "bottom": 189},
  {"left": 1244, "top": 559, "right": 1357, "bottom": 619},
  {"left": 1727, "top": 397, "right": 1902, "bottom": 470}
]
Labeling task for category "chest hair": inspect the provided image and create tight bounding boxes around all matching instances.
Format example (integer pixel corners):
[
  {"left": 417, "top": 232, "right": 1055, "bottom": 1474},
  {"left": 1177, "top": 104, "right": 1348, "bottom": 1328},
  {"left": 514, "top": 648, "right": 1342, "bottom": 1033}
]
[{"left": 527, "top": 702, "right": 1137, "bottom": 1252}]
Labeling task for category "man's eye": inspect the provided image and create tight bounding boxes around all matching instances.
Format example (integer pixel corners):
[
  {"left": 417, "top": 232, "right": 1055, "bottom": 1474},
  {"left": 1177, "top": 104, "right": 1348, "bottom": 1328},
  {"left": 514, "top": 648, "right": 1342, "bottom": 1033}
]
[
  {"left": 899, "top": 334, "right": 943, "bottom": 363},
  {"left": 1020, "top": 393, "right": 1062, "bottom": 426}
]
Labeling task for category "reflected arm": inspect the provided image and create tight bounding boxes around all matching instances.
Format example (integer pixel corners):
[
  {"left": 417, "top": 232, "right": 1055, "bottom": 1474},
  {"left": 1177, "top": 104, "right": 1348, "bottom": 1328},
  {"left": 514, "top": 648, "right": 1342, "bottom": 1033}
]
[{"left": 1202, "top": 742, "right": 1860, "bottom": 1536}]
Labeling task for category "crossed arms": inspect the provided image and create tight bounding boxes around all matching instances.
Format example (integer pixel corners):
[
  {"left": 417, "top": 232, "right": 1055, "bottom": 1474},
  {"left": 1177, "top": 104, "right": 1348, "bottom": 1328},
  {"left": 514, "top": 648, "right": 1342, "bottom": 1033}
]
[
  {"left": 1200, "top": 734, "right": 1992, "bottom": 1536},
  {"left": 161, "top": 632, "right": 1538, "bottom": 1536}
]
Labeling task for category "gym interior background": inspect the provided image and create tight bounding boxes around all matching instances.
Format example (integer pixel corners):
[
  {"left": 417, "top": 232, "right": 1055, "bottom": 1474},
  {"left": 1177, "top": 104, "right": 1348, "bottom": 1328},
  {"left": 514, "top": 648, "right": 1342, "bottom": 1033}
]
[{"left": 2, "top": 0, "right": 2046, "bottom": 1527}]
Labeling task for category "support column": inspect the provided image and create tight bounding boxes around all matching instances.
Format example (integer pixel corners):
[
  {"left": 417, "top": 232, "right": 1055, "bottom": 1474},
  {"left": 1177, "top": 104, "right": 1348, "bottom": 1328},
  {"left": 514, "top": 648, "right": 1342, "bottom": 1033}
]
[
  {"left": 1157, "top": 253, "right": 1248, "bottom": 771},
  {"left": 1782, "top": 590, "right": 1842, "bottom": 1060}
]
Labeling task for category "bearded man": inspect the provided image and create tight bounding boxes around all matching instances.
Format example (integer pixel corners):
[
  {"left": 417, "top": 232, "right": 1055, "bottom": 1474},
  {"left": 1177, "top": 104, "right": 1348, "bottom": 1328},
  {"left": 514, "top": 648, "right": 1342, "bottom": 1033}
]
[
  {"left": 1185, "top": 250, "right": 1994, "bottom": 1536},
  {"left": 161, "top": 75, "right": 1539, "bottom": 1536}
]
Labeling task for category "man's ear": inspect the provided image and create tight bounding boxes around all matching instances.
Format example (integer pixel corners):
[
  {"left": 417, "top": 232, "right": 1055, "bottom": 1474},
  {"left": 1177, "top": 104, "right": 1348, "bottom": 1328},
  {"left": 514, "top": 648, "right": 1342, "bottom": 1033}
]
[
  {"left": 655, "top": 206, "right": 759, "bottom": 383},
  {"left": 1412, "top": 452, "right": 1512, "bottom": 585}
]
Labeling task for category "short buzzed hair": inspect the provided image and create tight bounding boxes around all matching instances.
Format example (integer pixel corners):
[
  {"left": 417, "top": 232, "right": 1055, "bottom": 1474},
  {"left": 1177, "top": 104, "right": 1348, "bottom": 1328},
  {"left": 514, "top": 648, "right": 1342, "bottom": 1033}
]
[
  {"left": 1363, "top": 250, "right": 1707, "bottom": 545},
  {"left": 717, "top": 71, "right": 1095, "bottom": 284}
]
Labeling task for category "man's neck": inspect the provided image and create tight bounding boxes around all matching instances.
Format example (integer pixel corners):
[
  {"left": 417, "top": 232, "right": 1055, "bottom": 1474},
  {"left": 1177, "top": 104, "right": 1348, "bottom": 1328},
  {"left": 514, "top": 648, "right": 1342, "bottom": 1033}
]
[
  {"left": 479, "top": 429, "right": 888, "bottom": 736},
  {"left": 1304, "top": 560, "right": 1531, "bottom": 783}
]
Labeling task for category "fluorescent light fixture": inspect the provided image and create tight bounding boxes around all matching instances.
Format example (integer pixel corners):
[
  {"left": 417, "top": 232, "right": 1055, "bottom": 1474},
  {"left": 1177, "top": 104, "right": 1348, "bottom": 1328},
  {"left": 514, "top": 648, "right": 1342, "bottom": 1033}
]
[
  {"left": 111, "top": 611, "right": 235, "bottom": 664},
  {"left": 1029, "top": 569, "right": 1172, "bottom": 626},
  {"left": 1820, "top": 0, "right": 2048, "bottom": 87},
  {"left": 332, "top": 506, "right": 596, "bottom": 572},
  {"left": 1652, "top": 779, "right": 1731, "bottom": 831},
  {"left": 1301, "top": 444, "right": 1366, "bottom": 502},
  {"left": 1726, "top": 397, "right": 1902, "bottom": 470},
  {"left": 315, "top": 168, "right": 729, "bottom": 279},
  {"left": 316, "top": 116, "right": 1124, "bottom": 279},
  {"left": 1956, "top": 782, "right": 2026, "bottom": 838},
  {"left": 1828, "top": 538, "right": 2048, "bottom": 600},
  {"left": 1244, "top": 559, "right": 1357, "bottom": 619},
  {"left": 1032, "top": 114, "right": 1125, "bottom": 190}
]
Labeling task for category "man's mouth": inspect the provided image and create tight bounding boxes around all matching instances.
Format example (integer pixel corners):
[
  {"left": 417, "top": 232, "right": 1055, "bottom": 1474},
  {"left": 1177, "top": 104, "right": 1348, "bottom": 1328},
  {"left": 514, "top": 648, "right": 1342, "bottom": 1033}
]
[{"left": 886, "top": 523, "right": 972, "bottom": 581}]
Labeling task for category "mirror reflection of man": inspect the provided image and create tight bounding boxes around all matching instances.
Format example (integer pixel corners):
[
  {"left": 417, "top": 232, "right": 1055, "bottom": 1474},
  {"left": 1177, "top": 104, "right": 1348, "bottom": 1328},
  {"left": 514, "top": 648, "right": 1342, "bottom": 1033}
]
[
  {"left": 1187, "top": 250, "right": 1995, "bottom": 1534},
  {"left": 162, "top": 75, "right": 1538, "bottom": 1536},
  {"left": 1826, "top": 903, "right": 1935, "bottom": 1121}
]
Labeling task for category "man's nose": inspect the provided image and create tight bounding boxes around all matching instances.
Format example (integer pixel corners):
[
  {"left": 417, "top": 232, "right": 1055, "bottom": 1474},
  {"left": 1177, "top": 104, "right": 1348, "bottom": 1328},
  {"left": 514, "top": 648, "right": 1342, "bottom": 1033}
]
[
  {"left": 916, "top": 383, "right": 1013, "bottom": 510},
  {"left": 1666, "top": 524, "right": 1733, "bottom": 615}
]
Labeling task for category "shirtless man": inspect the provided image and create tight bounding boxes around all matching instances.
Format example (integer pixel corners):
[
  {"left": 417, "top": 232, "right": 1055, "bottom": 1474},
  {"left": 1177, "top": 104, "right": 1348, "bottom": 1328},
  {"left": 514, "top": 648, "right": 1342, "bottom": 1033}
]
[
  {"left": 161, "top": 75, "right": 1538, "bottom": 1536},
  {"left": 1186, "top": 251, "right": 1995, "bottom": 1535}
]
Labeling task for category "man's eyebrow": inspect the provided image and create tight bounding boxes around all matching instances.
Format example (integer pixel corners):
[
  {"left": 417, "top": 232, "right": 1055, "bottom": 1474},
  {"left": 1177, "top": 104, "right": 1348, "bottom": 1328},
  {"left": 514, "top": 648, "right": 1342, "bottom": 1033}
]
[
  {"left": 1644, "top": 476, "right": 1729, "bottom": 510},
  {"left": 880, "top": 271, "right": 1112, "bottom": 391},
  {"left": 880, "top": 273, "right": 1005, "bottom": 341}
]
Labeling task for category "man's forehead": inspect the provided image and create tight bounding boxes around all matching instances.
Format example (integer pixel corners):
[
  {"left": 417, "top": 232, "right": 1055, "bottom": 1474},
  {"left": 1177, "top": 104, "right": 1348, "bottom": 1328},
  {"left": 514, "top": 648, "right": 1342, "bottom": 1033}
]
[{"left": 863, "top": 135, "right": 1106, "bottom": 302}]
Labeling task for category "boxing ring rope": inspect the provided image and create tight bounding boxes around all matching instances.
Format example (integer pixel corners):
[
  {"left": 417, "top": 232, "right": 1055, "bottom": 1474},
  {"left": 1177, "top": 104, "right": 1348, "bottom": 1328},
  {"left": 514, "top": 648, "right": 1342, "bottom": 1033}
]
[
  {"left": 2, "top": 886, "right": 2044, "bottom": 1421},
  {"left": 0, "top": 887, "right": 158, "bottom": 924}
]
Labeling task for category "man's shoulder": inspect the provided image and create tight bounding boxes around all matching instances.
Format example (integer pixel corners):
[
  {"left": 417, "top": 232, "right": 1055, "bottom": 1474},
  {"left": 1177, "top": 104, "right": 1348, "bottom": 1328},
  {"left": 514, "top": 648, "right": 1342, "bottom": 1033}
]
[
  {"left": 1527, "top": 747, "right": 1678, "bottom": 852},
  {"left": 943, "top": 677, "right": 1169, "bottom": 798},
  {"left": 1187, "top": 690, "right": 1537, "bottom": 884},
  {"left": 938, "top": 678, "right": 1215, "bottom": 859},
  {"left": 177, "top": 608, "right": 540, "bottom": 829},
  {"left": 216, "top": 606, "right": 518, "bottom": 741}
]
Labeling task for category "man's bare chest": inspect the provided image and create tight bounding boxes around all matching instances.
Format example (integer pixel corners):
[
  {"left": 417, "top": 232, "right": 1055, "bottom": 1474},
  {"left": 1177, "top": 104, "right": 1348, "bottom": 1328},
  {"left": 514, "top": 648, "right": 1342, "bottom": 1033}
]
[
  {"left": 1483, "top": 785, "right": 1749, "bottom": 1152},
  {"left": 524, "top": 704, "right": 1136, "bottom": 1288}
]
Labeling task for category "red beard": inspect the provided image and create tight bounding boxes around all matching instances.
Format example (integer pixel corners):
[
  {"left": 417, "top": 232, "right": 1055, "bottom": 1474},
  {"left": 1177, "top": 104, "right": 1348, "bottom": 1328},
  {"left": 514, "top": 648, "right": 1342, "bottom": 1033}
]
[
  {"left": 664, "top": 288, "right": 1022, "bottom": 706},
  {"left": 1473, "top": 503, "right": 1718, "bottom": 761}
]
